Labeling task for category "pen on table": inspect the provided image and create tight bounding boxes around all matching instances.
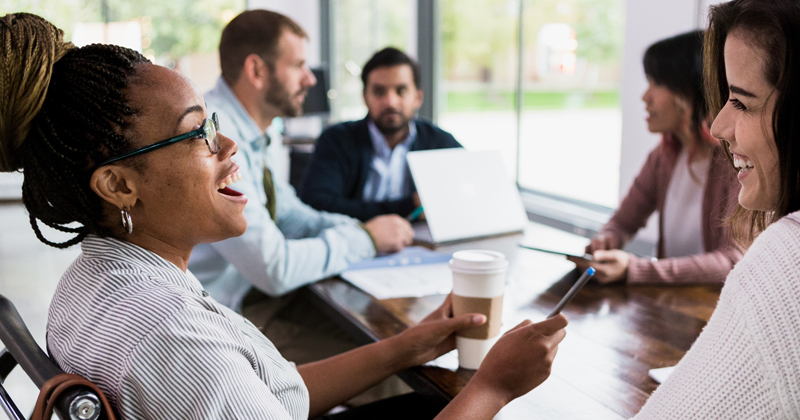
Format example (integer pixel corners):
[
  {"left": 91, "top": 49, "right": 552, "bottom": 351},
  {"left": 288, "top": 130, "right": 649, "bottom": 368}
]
[
  {"left": 547, "top": 267, "right": 595, "bottom": 319},
  {"left": 406, "top": 206, "right": 424, "bottom": 222}
]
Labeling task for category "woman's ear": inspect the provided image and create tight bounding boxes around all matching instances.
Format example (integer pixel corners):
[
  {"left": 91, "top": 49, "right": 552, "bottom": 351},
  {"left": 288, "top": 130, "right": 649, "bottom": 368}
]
[{"left": 89, "top": 166, "right": 138, "bottom": 210}]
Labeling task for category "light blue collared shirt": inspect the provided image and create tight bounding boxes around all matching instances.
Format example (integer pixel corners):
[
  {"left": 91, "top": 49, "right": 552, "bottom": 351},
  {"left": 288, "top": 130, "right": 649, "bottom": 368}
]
[
  {"left": 362, "top": 120, "right": 417, "bottom": 202},
  {"left": 188, "top": 77, "right": 376, "bottom": 312}
]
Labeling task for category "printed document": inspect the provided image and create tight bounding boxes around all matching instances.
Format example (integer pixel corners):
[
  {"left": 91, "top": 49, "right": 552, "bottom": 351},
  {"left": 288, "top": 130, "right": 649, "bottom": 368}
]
[{"left": 341, "top": 247, "right": 453, "bottom": 299}]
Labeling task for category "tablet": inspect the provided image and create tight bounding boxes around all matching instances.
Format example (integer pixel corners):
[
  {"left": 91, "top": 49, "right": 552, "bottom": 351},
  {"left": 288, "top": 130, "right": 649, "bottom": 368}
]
[{"left": 518, "top": 244, "right": 593, "bottom": 261}]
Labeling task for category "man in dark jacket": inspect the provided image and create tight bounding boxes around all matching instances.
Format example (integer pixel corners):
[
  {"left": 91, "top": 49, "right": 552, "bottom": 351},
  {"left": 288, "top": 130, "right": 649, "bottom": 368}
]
[{"left": 300, "top": 47, "right": 461, "bottom": 221}]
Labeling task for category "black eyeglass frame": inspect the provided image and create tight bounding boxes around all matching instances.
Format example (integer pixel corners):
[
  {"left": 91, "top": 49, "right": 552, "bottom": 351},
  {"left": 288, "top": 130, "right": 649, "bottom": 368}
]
[{"left": 96, "top": 113, "right": 220, "bottom": 167}]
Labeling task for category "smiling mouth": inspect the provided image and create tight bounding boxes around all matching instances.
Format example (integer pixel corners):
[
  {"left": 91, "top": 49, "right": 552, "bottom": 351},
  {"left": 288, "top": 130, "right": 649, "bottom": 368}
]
[
  {"left": 733, "top": 154, "right": 754, "bottom": 173},
  {"left": 217, "top": 170, "right": 243, "bottom": 196}
]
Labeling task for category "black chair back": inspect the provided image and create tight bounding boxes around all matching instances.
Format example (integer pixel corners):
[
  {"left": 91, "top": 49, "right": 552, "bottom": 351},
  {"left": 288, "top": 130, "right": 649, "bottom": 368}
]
[{"left": 0, "top": 294, "right": 104, "bottom": 420}]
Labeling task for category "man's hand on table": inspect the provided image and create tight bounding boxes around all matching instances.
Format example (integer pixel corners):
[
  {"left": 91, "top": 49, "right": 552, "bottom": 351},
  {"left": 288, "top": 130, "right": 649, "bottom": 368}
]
[{"left": 364, "top": 214, "right": 414, "bottom": 253}]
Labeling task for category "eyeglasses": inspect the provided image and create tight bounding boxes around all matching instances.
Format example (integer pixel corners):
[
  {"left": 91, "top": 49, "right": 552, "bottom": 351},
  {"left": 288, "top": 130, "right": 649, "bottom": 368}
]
[{"left": 97, "top": 113, "right": 220, "bottom": 167}]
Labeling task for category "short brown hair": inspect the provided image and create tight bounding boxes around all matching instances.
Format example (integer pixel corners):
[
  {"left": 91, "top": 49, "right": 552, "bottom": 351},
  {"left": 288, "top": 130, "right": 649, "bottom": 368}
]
[{"left": 218, "top": 9, "right": 307, "bottom": 84}]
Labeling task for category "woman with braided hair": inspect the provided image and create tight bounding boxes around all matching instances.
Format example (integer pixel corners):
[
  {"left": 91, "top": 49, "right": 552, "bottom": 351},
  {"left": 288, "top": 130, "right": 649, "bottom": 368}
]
[{"left": 0, "top": 13, "right": 567, "bottom": 420}]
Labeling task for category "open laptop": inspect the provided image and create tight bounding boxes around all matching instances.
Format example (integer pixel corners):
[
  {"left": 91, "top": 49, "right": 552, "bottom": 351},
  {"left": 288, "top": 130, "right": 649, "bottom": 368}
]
[{"left": 407, "top": 149, "right": 528, "bottom": 245}]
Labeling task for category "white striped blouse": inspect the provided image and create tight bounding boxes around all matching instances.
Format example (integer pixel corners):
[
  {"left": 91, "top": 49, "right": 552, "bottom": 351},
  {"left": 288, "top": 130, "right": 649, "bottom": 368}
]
[{"left": 47, "top": 235, "right": 310, "bottom": 420}]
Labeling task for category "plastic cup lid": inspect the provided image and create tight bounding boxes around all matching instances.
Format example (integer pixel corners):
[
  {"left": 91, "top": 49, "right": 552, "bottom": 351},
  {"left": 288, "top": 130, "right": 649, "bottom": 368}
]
[{"left": 450, "top": 250, "right": 508, "bottom": 273}]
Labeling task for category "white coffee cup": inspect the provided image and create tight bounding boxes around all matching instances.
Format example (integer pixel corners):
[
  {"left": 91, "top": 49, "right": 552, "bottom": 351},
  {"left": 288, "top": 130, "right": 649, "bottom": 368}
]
[{"left": 450, "top": 250, "right": 508, "bottom": 370}]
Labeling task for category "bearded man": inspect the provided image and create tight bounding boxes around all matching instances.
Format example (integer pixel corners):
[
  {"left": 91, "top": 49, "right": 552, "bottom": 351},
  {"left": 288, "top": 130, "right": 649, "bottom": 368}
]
[
  {"left": 189, "top": 10, "right": 414, "bottom": 365},
  {"left": 300, "top": 47, "right": 462, "bottom": 222}
]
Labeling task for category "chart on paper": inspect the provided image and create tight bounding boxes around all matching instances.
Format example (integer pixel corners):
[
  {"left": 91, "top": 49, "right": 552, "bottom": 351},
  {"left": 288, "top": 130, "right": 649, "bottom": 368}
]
[{"left": 341, "top": 247, "right": 453, "bottom": 299}]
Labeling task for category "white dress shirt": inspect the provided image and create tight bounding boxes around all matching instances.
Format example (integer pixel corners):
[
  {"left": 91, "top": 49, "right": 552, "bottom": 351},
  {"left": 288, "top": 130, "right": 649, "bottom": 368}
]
[{"left": 362, "top": 120, "right": 417, "bottom": 202}]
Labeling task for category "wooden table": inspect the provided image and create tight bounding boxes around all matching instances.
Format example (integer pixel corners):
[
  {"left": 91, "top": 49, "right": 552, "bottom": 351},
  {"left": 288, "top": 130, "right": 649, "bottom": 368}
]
[{"left": 305, "top": 222, "right": 721, "bottom": 419}]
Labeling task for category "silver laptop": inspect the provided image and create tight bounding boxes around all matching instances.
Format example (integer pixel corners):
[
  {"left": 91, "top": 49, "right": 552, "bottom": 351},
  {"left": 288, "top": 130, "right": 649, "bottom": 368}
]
[{"left": 407, "top": 149, "right": 528, "bottom": 244}]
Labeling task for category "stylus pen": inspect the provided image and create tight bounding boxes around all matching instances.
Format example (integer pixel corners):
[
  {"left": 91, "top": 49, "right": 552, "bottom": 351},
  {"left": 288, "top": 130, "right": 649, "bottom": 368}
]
[
  {"left": 547, "top": 267, "right": 595, "bottom": 319},
  {"left": 406, "top": 206, "right": 424, "bottom": 222}
]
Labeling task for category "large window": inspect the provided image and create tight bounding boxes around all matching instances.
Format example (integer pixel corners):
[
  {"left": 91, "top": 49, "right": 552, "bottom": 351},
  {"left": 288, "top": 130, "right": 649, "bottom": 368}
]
[
  {"left": 518, "top": 0, "right": 623, "bottom": 207},
  {"left": 327, "top": 0, "right": 626, "bottom": 207},
  {"left": 331, "top": 0, "right": 416, "bottom": 121},
  {"left": 3, "top": 0, "right": 244, "bottom": 92},
  {"left": 438, "top": 0, "right": 624, "bottom": 207},
  {"left": 0, "top": 0, "right": 244, "bottom": 199},
  {"left": 438, "top": 0, "right": 520, "bottom": 180}
]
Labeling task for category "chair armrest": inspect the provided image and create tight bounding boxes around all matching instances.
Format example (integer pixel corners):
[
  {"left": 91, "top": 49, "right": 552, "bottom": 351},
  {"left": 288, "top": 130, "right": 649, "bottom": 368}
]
[{"left": 0, "top": 295, "right": 63, "bottom": 388}]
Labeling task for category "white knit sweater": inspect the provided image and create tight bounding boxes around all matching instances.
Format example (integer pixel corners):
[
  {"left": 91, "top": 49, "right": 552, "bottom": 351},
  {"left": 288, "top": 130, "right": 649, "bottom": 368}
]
[{"left": 635, "top": 212, "right": 800, "bottom": 419}]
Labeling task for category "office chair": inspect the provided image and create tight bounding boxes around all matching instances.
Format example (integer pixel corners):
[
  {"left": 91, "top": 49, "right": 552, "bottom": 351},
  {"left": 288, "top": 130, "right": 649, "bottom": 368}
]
[{"left": 0, "top": 294, "right": 110, "bottom": 420}]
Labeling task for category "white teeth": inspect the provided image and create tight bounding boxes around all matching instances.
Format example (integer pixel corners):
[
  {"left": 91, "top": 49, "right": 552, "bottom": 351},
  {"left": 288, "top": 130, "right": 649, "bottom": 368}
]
[
  {"left": 733, "top": 156, "right": 754, "bottom": 170},
  {"left": 218, "top": 170, "right": 242, "bottom": 191}
]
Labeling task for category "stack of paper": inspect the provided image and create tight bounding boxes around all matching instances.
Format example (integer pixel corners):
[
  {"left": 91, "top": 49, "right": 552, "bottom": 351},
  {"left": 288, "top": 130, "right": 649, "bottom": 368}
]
[{"left": 341, "top": 247, "right": 453, "bottom": 299}]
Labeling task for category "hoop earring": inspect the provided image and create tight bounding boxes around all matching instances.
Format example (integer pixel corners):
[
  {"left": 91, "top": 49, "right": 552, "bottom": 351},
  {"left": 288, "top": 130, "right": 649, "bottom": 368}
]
[{"left": 120, "top": 208, "right": 133, "bottom": 234}]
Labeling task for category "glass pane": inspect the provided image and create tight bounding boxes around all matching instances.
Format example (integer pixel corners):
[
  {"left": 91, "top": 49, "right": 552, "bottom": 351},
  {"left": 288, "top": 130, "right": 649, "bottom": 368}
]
[
  {"left": 518, "top": 0, "right": 624, "bottom": 207},
  {"left": 332, "top": 0, "right": 415, "bottom": 122},
  {"left": 6, "top": 0, "right": 244, "bottom": 92},
  {"left": 438, "top": 0, "right": 520, "bottom": 178},
  {"left": 1, "top": 1, "right": 243, "bottom": 199}
]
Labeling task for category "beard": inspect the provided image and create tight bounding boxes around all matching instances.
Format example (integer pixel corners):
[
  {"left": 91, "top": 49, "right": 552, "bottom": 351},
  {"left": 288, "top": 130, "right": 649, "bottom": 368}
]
[
  {"left": 372, "top": 109, "right": 412, "bottom": 136},
  {"left": 265, "top": 73, "right": 306, "bottom": 118}
]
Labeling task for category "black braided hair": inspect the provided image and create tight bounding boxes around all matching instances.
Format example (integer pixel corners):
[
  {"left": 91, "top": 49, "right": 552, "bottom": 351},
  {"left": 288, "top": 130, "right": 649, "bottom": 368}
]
[{"left": 0, "top": 14, "right": 149, "bottom": 248}]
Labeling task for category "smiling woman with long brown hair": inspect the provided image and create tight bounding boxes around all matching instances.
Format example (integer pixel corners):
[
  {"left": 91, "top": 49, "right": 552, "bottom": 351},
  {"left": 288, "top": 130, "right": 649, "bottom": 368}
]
[
  {"left": 633, "top": 0, "right": 800, "bottom": 418},
  {"left": 0, "top": 12, "right": 567, "bottom": 420}
]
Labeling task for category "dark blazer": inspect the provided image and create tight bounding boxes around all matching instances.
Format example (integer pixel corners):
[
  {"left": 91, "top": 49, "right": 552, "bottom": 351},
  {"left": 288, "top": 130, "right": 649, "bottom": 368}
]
[{"left": 300, "top": 117, "right": 462, "bottom": 221}]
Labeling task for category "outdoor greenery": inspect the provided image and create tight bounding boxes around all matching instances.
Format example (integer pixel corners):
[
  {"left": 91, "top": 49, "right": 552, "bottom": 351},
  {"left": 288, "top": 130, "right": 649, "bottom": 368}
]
[
  {"left": 441, "top": 0, "right": 518, "bottom": 82},
  {"left": 2, "top": 0, "right": 97, "bottom": 37},
  {"left": 1, "top": 0, "right": 243, "bottom": 61},
  {"left": 525, "top": 0, "right": 624, "bottom": 65},
  {"left": 336, "top": 0, "right": 410, "bottom": 63},
  {"left": 445, "top": 90, "right": 619, "bottom": 112},
  {"left": 441, "top": 0, "right": 624, "bottom": 81}
]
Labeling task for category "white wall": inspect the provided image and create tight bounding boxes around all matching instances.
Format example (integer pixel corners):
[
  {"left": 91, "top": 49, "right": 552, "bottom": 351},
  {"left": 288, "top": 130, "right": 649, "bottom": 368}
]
[
  {"left": 0, "top": 172, "right": 23, "bottom": 200},
  {"left": 620, "top": 0, "right": 700, "bottom": 202}
]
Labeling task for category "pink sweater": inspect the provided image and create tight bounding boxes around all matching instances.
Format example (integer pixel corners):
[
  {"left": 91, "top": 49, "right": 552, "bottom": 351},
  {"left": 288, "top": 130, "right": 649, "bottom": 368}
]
[{"left": 601, "top": 140, "right": 743, "bottom": 284}]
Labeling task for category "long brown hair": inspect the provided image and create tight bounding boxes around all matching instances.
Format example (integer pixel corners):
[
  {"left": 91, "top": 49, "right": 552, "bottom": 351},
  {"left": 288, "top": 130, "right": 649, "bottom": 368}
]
[{"left": 705, "top": 0, "right": 800, "bottom": 248}]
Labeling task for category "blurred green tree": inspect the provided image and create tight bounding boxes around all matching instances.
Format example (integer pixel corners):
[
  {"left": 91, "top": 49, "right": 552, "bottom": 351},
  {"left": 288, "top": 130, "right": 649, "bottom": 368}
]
[{"left": 1, "top": 0, "right": 243, "bottom": 61}]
